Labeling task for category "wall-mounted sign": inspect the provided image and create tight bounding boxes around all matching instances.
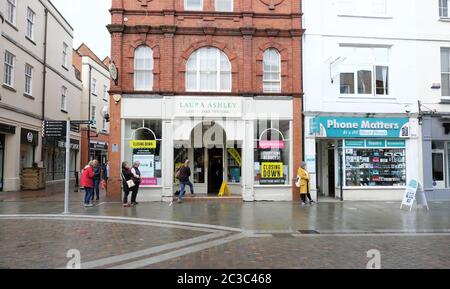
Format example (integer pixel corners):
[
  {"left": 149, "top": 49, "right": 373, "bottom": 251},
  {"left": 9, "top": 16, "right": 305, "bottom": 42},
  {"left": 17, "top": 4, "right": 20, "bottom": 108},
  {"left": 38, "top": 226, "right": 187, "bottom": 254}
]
[
  {"left": 260, "top": 151, "right": 281, "bottom": 162},
  {"left": 129, "top": 140, "right": 156, "bottom": 149},
  {"left": 175, "top": 98, "right": 242, "bottom": 118},
  {"left": 258, "top": 140, "right": 285, "bottom": 149},
  {"left": 21, "top": 129, "right": 38, "bottom": 146},
  {"left": 90, "top": 141, "right": 108, "bottom": 150},
  {"left": 133, "top": 154, "right": 156, "bottom": 186},
  {"left": 345, "top": 139, "right": 406, "bottom": 148},
  {"left": 310, "top": 117, "right": 410, "bottom": 138},
  {"left": 0, "top": 123, "right": 16, "bottom": 134},
  {"left": 261, "top": 162, "right": 284, "bottom": 179}
]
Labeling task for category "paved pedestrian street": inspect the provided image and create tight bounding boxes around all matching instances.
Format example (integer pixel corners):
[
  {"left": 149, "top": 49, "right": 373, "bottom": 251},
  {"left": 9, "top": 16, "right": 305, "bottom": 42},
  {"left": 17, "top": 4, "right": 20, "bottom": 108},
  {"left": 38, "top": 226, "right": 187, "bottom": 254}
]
[{"left": 0, "top": 199, "right": 449, "bottom": 269}]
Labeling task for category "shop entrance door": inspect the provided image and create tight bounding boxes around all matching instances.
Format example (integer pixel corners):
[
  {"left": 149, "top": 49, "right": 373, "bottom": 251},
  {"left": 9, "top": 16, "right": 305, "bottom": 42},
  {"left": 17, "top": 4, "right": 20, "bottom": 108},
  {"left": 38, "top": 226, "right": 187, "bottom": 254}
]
[
  {"left": 0, "top": 134, "right": 4, "bottom": 192},
  {"left": 208, "top": 148, "right": 223, "bottom": 195},
  {"left": 432, "top": 150, "right": 445, "bottom": 189},
  {"left": 328, "top": 147, "right": 336, "bottom": 198}
]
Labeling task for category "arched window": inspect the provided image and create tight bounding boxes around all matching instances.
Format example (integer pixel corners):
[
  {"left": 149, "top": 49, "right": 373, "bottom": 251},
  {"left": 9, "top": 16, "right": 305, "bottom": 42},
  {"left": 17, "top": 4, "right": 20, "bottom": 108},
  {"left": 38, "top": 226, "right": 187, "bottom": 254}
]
[
  {"left": 134, "top": 46, "right": 153, "bottom": 91},
  {"left": 186, "top": 47, "right": 231, "bottom": 92},
  {"left": 263, "top": 48, "right": 281, "bottom": 93}
]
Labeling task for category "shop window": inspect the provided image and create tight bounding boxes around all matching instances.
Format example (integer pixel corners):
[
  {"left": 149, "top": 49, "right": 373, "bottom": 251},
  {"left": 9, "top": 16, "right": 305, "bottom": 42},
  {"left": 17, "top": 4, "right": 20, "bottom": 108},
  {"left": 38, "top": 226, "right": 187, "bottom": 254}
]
[
  {"left": 194, "top": 148, "right": 205, "bottom": 184},
  {"left": 134, "top": 46, "right": 154, "bottom": 91},
  {"left": 174, "top": 148, "right": 188, "bottom": 184},
  {"left": 186, "top": 47, "right": 231, "bottom": 92},
  {"left": 254, "top": 120, "right": 291, "bottom": 185},
  {"left": 124, "top": 120, "right": 162, "bottom": 186},
  {"left": 344, "top": 146, "right": 406, "bottom": 187},
  {"left": 227, "top": 146, "right": 241, "bottom": 184}
]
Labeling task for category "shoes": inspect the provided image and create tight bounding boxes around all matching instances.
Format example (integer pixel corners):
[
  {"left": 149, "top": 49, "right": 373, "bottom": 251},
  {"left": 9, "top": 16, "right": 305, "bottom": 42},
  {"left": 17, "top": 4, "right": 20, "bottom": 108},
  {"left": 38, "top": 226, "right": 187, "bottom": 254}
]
[
  {"left": 191, "top": 194, "right": 196, "bottom": 198},
  {"left": 84, "top": 204, "right": 93, "bottom": 207},
  {"left": 177, "top": 199, "right": 183, "bottom": 204},
  {"left": 133, "top": 202, "right": 139, "bottom": 205},
  {"left": 123, "top": 203, "right": 131, "bottom": 208},
  {"left": 309, "top": 201, "right": 316, "bottom": 205},
  {"left": 301, "top": 202, "right": 307, "bottom": 206}
]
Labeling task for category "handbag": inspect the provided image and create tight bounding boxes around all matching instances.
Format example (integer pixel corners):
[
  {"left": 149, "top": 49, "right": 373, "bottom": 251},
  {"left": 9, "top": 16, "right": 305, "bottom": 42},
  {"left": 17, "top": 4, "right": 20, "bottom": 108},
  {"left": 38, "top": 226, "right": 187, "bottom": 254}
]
[
  {"left": 295, "top": 176, "right": 301, "bottom": 188},
  {"left": 122, "top": 173, "right": 135, "bottom": 188}
]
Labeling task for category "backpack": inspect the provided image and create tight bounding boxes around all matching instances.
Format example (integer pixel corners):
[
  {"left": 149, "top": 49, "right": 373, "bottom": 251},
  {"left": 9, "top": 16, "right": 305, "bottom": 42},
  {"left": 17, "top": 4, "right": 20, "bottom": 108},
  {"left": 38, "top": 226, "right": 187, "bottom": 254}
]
[{"left": 175, "top": 168, "right": 181, "bottom": 180}]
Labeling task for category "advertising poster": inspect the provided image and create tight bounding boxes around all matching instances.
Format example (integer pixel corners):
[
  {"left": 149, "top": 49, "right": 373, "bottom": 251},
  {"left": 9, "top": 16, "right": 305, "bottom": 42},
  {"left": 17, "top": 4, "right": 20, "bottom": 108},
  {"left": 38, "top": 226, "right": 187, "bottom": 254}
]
[
  {"left": 133, "top": 154, "right": 156, "bottom": 186},
  {"left": 260, "top": 162, "right": 285, "bottom": 185}
]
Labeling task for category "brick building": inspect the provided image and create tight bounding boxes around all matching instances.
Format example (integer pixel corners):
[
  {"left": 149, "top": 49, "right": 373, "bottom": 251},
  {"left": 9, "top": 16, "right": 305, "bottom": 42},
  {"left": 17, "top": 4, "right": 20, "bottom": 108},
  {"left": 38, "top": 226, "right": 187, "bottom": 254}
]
[{"left": 107, "top": 0, "right": 303, "bottom": 202}]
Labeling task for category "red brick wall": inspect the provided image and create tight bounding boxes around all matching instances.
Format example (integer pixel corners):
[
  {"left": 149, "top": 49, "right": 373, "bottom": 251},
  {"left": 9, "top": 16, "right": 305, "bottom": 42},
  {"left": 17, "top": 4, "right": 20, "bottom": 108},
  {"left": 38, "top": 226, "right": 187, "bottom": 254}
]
[{"left": 107, "top": 0, "right": 304, "bottom": 201}]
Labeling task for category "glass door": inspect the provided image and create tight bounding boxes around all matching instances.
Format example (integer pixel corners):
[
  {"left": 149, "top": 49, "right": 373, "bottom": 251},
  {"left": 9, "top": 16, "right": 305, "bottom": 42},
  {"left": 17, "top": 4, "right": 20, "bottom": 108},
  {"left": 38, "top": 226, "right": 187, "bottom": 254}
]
[{"left": 432, "top": 150, "right": 445, "bottom": 189}]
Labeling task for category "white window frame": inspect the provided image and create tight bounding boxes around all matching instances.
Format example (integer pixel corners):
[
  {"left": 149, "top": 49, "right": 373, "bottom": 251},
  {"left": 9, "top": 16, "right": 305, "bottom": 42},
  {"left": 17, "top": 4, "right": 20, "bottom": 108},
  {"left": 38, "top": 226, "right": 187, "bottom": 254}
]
[
  {"left": 61, "top": 86, "right": 68, "bottom": 111},
  {"left": 215, "top": 0, "right": 233, "bottom": 12},
  {"left": 185, "top": 0, "right": 203, "bottom": 11},
  {"left": 25, "top": 64, "right": 33, "bottom": 96},
  {"left": 91, "top": 78, "right": 97, "bottom": 95},
  {"left": 102, "top": 118, "right": 107, "bottom": 133},
  {"left": 26, "top": 7, "right": 36, "bottom": 40},
  {"left": 103, "top": 85, "right": 108, "bottom": 101},
  {"left": 134, "top": 46, "right": 154, "bottom": 91},
  {"left": 62, "top": 43, "right": 68, "bottom": 68},
  {"left": 6, "top": 0, "right": 17, "bottom": 25},
  {"left": 4, "top": 51, "right": 15, "bottom": 88},
  {"left": 442, "top": 48, "right": 450, "bottom": 98},
  {"left": 440, "top": 0, "right": 450, "bottom": 18},
  {"left": 263, "top": 48, "right": 282, "bottom": 93},
  {"left": 91, "top": 105, "right": 97, "bottom": 127},
  {"left": 186, "top": 47, "right": 232, "bottom": 92}
]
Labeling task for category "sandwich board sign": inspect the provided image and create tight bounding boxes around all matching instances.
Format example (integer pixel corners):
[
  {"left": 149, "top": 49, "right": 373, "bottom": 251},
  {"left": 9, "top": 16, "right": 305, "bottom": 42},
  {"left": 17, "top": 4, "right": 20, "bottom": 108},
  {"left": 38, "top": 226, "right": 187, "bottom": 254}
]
[{"left": 400, "top": 179, "right": 429, "bottom": 211}]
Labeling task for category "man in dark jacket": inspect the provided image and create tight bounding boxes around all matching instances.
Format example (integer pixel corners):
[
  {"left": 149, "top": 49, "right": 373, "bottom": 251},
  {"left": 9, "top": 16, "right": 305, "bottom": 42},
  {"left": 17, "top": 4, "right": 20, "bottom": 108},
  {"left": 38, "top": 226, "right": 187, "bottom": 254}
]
[
  {"left": 92, "top": 160, "right": 101, "bottom": 202},
  {"left": 177, "top": 160, "right": 195, "bottom": 203}
]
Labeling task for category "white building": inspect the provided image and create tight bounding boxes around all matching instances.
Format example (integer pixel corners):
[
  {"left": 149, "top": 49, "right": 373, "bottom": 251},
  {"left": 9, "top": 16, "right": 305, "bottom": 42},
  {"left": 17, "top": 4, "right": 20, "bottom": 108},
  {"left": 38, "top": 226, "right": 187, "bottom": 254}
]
[
  {"left": 0, "top": 0, "right": 81, "bottom": 191},
  {"left": 303, "top": 0, "right": 426, "bottom": 201},
  {"left": 73, "top": 44, "right": 110, "bottom": 168}
]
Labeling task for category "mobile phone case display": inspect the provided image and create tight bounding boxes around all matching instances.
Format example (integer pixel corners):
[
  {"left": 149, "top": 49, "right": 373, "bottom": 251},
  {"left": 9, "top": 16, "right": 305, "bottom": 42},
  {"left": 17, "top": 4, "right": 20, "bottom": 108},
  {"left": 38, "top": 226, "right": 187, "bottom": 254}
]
[{"left": 345, "top": 148, "right": 406, "bottom": 187}]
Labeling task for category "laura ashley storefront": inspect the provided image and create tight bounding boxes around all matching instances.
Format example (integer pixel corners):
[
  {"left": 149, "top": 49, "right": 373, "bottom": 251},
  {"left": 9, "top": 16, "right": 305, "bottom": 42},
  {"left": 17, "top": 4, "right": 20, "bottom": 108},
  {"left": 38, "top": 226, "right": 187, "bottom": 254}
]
[{"left": 121, "top": 96, "right": 294, "bottom": 202}]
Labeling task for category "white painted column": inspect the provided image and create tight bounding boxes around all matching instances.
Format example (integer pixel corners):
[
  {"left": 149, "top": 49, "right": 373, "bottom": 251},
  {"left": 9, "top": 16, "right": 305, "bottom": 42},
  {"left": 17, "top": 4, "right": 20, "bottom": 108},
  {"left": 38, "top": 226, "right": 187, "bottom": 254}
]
[
  {"left": 243, "top": 118, "right": 254, "bottom": 201},
  {"left": 162, "top": 120, "right": 174, "bottom": 202},
  {"left": 4, "top": 131, "right": 21, "bottom": 191},
  {"left": 304, "top": 117, "right": 318, "bottom": 201}
]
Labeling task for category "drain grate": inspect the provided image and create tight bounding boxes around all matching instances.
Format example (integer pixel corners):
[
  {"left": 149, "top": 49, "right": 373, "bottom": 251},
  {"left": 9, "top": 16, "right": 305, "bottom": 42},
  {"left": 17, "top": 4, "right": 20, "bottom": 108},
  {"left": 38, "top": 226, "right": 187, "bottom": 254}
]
[{"left": 298, "top": 230, "right": 320, "bottom": 235}]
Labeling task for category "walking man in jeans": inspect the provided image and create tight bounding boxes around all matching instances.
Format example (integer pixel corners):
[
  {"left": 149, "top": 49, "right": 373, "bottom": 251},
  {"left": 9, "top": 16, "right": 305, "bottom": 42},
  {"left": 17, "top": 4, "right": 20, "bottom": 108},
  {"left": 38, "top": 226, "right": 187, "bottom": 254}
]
[
  {"left": 177, "top": 160, "right": 195, "bottom": 203},
  {"left": 92, "top": 160, "right": 101, "bottom": 202}
]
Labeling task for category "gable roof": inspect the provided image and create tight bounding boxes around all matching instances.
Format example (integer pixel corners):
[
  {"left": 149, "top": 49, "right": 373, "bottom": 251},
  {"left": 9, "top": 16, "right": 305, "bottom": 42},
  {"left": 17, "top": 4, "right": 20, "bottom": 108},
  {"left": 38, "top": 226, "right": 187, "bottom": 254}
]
[{"left": 76, "top": 43, "right": 109, "bottom": 71}]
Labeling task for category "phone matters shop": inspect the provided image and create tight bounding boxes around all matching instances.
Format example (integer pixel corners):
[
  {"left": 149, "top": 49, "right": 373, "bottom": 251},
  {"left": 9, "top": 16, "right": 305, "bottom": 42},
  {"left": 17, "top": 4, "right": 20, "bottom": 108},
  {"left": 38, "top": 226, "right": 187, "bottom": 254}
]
[
  {"left": 121, "top": 96, "right": 295, "bottom": 202},
  {"left": 307, "top": 116, "right": 420, "bottom": 201}
]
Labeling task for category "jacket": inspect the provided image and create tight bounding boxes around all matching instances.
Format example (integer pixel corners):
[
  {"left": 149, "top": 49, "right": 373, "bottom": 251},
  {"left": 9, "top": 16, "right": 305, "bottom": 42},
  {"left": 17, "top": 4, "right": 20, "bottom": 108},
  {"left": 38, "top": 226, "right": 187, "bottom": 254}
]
[
  {"left": 121, "top": 168, "right": 133, "bottom": 188},
  {"left": 81, "top": 165, "right": 95, "bottom": 188},
  {"left": 93, "top": 166, "right": 101, "bottom": 180},
  {"left": 178, "top": 166, "right": 191, "bottom": 183},
  {"left": 297, "top": 167, "right": 310, "bottom": 194}
]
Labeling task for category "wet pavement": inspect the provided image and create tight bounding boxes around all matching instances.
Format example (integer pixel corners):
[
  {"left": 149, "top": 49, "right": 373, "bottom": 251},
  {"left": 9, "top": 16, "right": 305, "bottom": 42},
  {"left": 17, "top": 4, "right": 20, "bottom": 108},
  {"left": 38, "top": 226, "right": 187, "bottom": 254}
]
[{"left": 0, "top": 197, "right": 449, "bottom": 269}]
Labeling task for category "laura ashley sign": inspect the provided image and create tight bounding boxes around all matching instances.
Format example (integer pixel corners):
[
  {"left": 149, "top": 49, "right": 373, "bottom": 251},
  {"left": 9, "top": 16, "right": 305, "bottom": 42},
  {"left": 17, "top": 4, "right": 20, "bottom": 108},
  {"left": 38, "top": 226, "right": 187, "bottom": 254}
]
[{"left": 175, "top": 98, "right": 242, "bottom": 117}]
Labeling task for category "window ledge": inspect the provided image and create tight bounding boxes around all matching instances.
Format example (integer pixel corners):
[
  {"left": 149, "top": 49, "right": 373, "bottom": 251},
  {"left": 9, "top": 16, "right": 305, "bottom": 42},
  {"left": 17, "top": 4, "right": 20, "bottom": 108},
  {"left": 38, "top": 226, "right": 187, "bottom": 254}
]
[
  {"left": 23, "top": 93, "right": 34, "bottom": 100},
  {"left": 439, "top": 17, "right": 450, "bottom": 22},
  {"left": 91, "top": 93, "right": 98, "bottom": 96},
  {"left": 61, "top": 65, "right": 69, "bottom": 72},
  {"left": 2, "top": 84, "right": 16, "bottom": 93},
  {"left": 25, "top": 36, "right": 36, "bottom": 46},
  {"left": 5, "top": 20, "right": 18, "bottom": 31},
  {"left": 338, "top": 95, "right": 396, "bottom": 101},
  {"left": 61, "top": 109, "right": 68, "bottom": 114},
  {"left": 337, "top": 14, "right": 393, "bottom": 19},
  {"left": 439, "top": 98, "right": 450, "bottom": 104},
  {"left": 103, "top": 98, "right": 108, "bottom": 102}
]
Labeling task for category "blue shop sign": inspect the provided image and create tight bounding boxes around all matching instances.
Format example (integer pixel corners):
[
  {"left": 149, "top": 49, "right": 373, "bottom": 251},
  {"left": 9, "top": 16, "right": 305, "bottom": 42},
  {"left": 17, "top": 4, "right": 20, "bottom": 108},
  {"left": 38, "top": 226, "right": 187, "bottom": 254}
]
[{"left": 310, "top": 117, "right": 409, "bottom": 138}]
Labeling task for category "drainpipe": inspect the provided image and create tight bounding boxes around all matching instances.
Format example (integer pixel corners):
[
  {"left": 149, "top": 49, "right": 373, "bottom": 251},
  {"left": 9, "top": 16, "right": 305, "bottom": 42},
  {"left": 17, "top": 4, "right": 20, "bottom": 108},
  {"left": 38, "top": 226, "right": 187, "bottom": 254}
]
[
  {"left": 87, "top": 65, "right": 92, "bottom": 162},
  {"left": 41, "top": 8, "right": 48, "bottom": 168}
]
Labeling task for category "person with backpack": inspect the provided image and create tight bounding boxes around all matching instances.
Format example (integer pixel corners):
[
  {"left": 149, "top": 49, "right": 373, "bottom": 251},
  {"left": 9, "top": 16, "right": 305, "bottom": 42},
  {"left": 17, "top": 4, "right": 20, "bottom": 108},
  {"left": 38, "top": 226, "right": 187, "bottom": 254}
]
[
  {"left": 81, "top": 161, "right": 95, "bottom": 207},
  {"left": 176, "top": 160, "right": 195, "bottom": 203},
  {"left": 121, "top": 161, "right": 134, "bottom": 208}
]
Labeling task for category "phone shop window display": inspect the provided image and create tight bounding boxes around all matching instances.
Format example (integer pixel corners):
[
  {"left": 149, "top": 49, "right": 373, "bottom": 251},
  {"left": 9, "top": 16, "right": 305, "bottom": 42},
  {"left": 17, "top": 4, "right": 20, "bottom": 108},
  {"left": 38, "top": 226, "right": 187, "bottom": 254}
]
[
  {"left": 345, "top": 145, "right": 406, "bottom": 187},
  {"left": 124, "top": 120, "right": 162, "bottom": 186},
  {"left": 254, "top": 120, "right": 291, "bottom": 185}
]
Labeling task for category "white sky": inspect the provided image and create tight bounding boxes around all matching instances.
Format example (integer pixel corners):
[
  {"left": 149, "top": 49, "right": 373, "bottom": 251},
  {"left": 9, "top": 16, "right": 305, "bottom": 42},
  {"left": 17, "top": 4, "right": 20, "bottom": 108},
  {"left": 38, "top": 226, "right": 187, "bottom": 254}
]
[{"left": 51, "top": 0, "right": 111, "bottom": 59}]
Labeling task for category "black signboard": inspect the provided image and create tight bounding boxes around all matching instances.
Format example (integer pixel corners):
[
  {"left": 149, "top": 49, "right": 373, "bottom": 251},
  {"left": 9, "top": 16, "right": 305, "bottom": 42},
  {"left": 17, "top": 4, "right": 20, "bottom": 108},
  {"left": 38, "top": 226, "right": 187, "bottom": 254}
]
[
  {"left": 43, "top": 121, "right": 66, "bottom": 138},
  {"left": 90, "top": 141, "right": 108, "bottom": 150},
  {"left": 71, "top": 120, "right": 94, "bottom": 125}
]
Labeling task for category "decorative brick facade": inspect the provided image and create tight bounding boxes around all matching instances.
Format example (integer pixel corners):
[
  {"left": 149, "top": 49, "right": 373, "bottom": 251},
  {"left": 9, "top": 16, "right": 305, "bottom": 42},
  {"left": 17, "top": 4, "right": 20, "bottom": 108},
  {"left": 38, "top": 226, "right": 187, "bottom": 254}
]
[{"left": 107, "top": 0, "right": 304, "bottom": 201}]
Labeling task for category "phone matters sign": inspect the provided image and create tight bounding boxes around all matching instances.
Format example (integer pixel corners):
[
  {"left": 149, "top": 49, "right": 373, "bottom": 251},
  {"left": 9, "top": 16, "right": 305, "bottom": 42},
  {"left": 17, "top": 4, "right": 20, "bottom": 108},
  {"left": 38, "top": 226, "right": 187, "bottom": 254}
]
[{"left": 310, "top": 117, "right": 410, "bottom": 138}]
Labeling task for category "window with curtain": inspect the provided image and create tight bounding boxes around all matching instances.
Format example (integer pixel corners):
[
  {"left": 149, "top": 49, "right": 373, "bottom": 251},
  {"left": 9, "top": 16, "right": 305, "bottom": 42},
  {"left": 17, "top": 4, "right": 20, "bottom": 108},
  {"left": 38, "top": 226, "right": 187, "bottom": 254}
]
[
  {"left": 186, "top": 47, "right": 231, "bottom": 92},
  {"left": 216, "top": 0, "right": 233, "bottom": 12},
  {"left": 134, "top": 46, "right": 154, "bottom": 91},
  {"left": 339, "top": 47, "right": 390, "bottom": 97},
  {"left": 263, "top": 49, "right": 282, "bottom": 93},
  {"left": 440, "top": 0, "right": 449, "bottom": 18},
  {"left": 442, "top": 48, "right": 450, "bottom": 97}
]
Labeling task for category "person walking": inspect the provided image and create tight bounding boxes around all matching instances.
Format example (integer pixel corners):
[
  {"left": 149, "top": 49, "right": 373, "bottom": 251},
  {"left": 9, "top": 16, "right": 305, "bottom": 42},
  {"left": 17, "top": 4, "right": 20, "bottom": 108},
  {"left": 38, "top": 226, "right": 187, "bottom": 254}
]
[
  {"left": 176, "top": 160, "right": 195, "bottom": 203},
  {"left": 92, "top": 160, "right": 101, "bottom": 202},
  {"left": 296, "top": 162, "right": 315, "bottom": 206},
  {"left": 81, "top": 161, "right": 95, "bottom": 207},
  {"left": 121, "top": 162, "right": 134, "bottom": 208},
  {"left": 102, "top": 161, "right": 110, "bottom": 193},
  {"left": 130, "top": 161, "right": 141, "bottom": 206}
]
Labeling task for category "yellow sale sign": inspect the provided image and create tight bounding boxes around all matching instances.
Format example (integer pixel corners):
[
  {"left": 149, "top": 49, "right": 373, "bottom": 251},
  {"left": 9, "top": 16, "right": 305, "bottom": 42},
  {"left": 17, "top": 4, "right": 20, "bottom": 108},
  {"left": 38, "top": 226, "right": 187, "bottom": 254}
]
[
  {"left": 261, "top": 162, "right": 283, "bottom": 179},
  {"left": 129, "top": 140, "right": 157, "bottom": 149}
]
